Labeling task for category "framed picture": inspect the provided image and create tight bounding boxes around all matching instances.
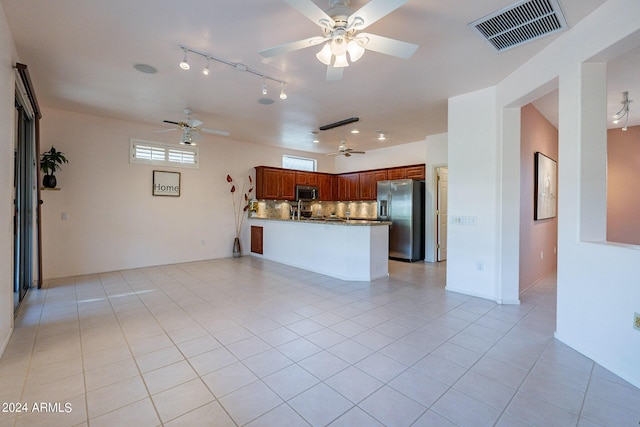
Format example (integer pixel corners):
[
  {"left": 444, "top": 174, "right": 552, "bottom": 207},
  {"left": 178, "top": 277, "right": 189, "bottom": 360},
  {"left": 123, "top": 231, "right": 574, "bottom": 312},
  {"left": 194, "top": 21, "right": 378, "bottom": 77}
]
[
  {"left": 153, "top": 170, "right": 181, "bottom": 197},
  {"left": 534, "top": 152, "right": 557, "bottom": 220}
]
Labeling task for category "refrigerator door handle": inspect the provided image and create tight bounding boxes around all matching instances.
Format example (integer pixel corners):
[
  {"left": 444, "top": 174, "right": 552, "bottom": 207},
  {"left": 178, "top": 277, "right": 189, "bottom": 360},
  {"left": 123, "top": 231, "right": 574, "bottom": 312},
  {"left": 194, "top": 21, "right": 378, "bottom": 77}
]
[{"left": 388, "top": 194, "right": 392, "bottom": 219}]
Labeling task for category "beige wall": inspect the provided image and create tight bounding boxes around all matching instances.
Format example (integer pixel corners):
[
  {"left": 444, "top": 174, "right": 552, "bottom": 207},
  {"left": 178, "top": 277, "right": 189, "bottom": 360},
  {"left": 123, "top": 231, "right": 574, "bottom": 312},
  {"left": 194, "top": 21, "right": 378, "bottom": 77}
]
[
  {"left": 607, "top": 125, "right": 640, "bottom": 245},
  {"left": 39, "top": 107, "right": 334, "bottom": 279},
  {"left": 519, "top": 104, "right": 558, "bottom": 292}
]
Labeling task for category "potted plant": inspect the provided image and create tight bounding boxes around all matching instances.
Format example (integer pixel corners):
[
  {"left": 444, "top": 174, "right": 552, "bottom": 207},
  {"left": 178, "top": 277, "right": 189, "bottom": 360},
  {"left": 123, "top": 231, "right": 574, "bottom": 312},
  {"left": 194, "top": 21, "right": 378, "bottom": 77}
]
[
  {"left": 40, "top": 146, "right": 68, "bottom": 188},
  {"left": 227, "top": 174, "right": 253, "bottom": 257}
]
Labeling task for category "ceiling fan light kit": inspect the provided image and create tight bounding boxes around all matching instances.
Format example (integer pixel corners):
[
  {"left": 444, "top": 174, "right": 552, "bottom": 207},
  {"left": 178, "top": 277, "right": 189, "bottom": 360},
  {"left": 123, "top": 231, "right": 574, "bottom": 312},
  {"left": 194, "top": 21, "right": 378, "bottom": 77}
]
[
  {"left": 259, "top": 0, "right": 418, "bottom": 81},
  {"left": 160, "top": 108, "right": 230, "bottom": 144},
  {"left": 178, "top": 46, "right": 288, "bottom": 100}
]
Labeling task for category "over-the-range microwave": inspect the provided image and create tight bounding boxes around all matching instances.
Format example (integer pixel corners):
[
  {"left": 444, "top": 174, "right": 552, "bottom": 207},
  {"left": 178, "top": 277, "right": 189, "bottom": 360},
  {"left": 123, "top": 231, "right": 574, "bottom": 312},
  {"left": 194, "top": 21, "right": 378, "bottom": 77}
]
[{"left": 296, "top": 185, "right": 318, "bottom": 201}]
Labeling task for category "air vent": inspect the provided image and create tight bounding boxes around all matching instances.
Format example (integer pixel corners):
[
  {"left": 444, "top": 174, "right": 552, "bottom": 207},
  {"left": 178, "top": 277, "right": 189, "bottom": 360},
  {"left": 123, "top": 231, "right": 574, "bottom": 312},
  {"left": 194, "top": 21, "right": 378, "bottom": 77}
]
[{"left": 469, "top": 0, "right": 568, "bottom": 52}]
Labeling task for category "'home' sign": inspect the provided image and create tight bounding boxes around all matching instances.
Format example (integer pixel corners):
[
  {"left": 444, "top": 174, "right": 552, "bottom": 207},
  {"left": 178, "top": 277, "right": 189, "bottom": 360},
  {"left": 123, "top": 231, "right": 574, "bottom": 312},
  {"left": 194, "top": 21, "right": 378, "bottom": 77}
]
[{"left": 153, "top": 170, "right": 181, "bottom": 197}]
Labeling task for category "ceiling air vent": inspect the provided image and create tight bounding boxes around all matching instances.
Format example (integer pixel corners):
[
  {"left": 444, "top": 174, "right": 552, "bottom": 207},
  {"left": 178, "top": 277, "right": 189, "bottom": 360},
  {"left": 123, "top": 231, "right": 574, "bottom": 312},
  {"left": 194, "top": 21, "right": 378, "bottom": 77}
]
[{"left": 469, "top": 0, "right": 568, "bottom": 52}]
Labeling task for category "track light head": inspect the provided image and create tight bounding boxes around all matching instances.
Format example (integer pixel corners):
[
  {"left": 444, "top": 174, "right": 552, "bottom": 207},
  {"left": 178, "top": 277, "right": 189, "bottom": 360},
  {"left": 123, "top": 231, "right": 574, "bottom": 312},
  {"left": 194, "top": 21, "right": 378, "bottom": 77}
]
[
  {"left": 179, "top": 48, "right": 190, "bottom": 70},
  {"left": 279, "top": 83, "right": 287, "bottom": 100}
]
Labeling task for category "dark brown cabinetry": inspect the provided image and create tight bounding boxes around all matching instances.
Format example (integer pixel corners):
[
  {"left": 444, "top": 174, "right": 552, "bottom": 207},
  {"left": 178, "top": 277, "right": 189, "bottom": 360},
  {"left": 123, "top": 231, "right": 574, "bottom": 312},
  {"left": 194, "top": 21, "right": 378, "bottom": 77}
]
[
  {"left": 387, "top": 165, "right": 426, "bottom": 180},
  {"left": 255, "top": 164, "right": 424, "bottom": 201},
  {"left": 255, "top": 167, "right": 296, "bottom": 200},
  {"left": 337, "top": 173, "right": 360, "bottom": 201},
  {"left": 251, "top": 226, "right": 263, "bottom": 254},
  {"left": 359, "top": 170, "right": 387, "bottom": 200},
  {"left": 317, "top": 174, "right": 335, "bottom": 201},
  {"left": 295, "top": 171, "right": 317, "bottom": 186}
]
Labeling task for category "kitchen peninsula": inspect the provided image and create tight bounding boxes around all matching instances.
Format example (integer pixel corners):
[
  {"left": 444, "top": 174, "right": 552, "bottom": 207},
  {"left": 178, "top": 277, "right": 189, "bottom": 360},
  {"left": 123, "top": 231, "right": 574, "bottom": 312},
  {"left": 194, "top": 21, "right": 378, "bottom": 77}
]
[{"left": 249, "top": 218, "right": 390, "bottom": 281}]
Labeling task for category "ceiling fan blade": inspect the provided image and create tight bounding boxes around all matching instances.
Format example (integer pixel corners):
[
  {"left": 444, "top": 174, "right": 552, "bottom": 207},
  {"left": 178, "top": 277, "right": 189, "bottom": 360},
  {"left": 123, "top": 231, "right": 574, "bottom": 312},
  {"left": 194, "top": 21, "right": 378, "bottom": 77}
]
[
  {"left": 284, "top": 0, "right": 335, "bottom": 28},
  {"left": 259, "top": 36, "right": 326, "bottom": 58},
  {"left": 326, "top": 65, "right": 343, "bottom": 81},
  {"left": 358, "top": 33, "right": 418, "bottom": 59},
  {"left": 344, "top": 152, "right": 351, "bottom": 157},
  {"left": 188, "top": 119, "right": 203, "bottom": 128},
  {"left": 163, "top": 120, "right": 182, "bottom": 126},
  {"left": 154, "top": 128, "right": 179, "bottom": 133},
  {"left": 325, "top": 152, "right": 341, "bottom": 156},
  {"left": 200, "top": 127, "right": 231, "bottom": 137},
  {"left": 350, "top": 151, "right": 366, "bottom": 154},
  {"left": 348, "top": 0, "right": 408, "bottom": 30}
]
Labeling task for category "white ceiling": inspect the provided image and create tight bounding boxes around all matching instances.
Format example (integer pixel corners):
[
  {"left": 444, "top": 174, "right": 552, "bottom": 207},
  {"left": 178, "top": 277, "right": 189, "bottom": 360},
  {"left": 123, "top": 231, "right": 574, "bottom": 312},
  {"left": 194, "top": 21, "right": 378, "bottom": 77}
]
[{"left": 4, "top": 0, "right": 636, "bottom": 154}]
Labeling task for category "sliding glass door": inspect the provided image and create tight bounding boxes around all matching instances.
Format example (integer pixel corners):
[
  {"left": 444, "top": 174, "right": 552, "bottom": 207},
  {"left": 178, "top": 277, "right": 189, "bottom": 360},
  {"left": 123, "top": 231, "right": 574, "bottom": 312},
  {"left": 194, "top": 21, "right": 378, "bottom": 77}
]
[{"left": 13, "top": 98, "right": 36, "bottom": 312}]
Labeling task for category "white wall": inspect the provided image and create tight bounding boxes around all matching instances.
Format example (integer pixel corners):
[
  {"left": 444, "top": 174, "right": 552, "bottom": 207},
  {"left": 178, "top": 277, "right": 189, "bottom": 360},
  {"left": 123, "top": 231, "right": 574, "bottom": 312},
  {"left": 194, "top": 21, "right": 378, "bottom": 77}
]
[
  {"left": 39, "top": 107, "right": 333, "bottom": 279},
  {"left": 333, "top": 136, "right": 449, "bottom": 264},
  {"left": 447, "top": 0, "right": 640, "bottom": 387},
  {"left": 0, "top": 4, "right": 17, "bottom": 355},
  {"left": 333, "top": 139, "right": 428, "bottom": 174},
  {"left": 447, "top": 87, "right": 502, "bottom": 301}
]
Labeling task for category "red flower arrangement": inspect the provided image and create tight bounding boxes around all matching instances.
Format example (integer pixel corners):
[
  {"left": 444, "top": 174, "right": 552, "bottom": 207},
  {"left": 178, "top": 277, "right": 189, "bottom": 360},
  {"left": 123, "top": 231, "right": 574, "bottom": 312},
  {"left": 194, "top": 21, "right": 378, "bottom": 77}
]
[{"left": 227, "top": 174, "right": 254, "bottom": 239}]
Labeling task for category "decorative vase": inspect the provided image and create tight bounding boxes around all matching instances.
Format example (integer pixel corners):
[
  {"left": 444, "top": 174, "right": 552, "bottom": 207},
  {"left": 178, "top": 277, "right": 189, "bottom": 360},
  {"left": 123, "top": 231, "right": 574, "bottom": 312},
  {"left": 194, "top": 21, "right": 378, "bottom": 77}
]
[
  {"left": 43, "top": 174, "right": 57, "bottom": 188},
  {"left": 232, "top": 237, "right": 241, "bottom": 258}
]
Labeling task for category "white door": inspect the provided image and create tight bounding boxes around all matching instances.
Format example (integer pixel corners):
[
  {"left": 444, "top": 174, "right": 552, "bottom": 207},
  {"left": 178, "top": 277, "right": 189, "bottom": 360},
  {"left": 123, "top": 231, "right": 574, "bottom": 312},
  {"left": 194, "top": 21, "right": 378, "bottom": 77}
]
[{"left": 437, "top": 167, "right": 448, "bottom": 261}]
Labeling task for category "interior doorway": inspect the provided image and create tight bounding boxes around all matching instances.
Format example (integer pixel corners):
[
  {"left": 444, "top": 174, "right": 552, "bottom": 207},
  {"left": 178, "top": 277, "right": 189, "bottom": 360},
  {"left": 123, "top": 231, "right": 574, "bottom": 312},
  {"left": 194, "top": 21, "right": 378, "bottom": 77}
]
[{"left": 436, "top": 166, "right": 448, "bottom": 261}]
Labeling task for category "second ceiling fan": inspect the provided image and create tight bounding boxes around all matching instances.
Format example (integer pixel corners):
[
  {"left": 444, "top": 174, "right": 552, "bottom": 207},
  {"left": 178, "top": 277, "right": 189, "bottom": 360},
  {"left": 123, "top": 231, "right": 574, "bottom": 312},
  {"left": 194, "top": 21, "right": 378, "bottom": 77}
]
[{"left": 259, "top": 0, "right": 418, "bottom": 81}]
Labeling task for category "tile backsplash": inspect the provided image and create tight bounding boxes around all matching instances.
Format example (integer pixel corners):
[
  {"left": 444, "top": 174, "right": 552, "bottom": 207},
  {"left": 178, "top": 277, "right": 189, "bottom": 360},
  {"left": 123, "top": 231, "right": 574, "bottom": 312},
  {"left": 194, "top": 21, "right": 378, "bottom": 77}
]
[{"left": 250, "top": 200, "right": 378, "bottom": 220}]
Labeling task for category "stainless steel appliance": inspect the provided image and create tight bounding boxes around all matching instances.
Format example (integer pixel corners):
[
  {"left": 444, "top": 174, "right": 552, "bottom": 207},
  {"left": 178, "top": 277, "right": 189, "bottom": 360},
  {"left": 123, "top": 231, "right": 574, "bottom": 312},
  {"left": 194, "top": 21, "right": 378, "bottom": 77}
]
[
  {"left": 377, "top": 179, "right": 425, "bottom": 261},
  {"left": 295, "top": 185, "right": 318, "bottom": 201}
]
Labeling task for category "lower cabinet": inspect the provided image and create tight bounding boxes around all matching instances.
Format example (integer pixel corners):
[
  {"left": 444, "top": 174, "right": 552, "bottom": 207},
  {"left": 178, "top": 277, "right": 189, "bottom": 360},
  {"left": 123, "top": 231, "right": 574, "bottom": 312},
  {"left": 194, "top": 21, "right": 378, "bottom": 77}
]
[{"left": 251, "top": 226, "right": 263, "bottom": 254}]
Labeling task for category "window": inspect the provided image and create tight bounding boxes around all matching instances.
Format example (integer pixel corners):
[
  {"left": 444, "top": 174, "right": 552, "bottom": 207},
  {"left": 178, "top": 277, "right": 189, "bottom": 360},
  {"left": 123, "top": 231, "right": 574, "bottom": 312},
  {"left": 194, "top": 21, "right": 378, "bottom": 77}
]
[
  {"left": 282, "top": 155, "right": 316, "bottom": 172},
  {"left": 130, "top": 139, "right": 198, "bottom": 169}
]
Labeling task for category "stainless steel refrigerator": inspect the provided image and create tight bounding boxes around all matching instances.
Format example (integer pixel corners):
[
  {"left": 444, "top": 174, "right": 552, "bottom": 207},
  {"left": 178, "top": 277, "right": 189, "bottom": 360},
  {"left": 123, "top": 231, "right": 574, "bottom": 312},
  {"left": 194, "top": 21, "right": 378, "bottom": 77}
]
[{"left": 377, "top": 179, "right": 425, "bottom": 261}]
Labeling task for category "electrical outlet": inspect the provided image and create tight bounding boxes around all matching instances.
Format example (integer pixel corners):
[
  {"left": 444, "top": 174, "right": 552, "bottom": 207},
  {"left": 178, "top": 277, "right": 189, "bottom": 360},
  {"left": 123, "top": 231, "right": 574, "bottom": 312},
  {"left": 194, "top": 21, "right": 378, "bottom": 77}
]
[{"left": 634, "top": 312, "right": 640, "bottom": 331}]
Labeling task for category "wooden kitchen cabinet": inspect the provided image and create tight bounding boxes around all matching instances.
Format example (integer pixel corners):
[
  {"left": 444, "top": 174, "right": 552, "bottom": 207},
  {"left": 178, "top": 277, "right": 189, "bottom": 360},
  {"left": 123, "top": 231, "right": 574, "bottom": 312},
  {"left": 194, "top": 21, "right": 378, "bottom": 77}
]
[
  {"left": 317, "top": 173, "right": 335, "bottom": 201},
  {"left": 337, "top": 173, "right": 360, "bottom": 201},
  {"left": 359, "top": 170, "right": 388, "bottom": 200},
  {"left": 255, "top": 167, "right": 296, "bottom": 200},
  {"left": 387, "top": 164, "right": 425, "bottom": 180},
  {"left": 295, "top": 171, "right": 317, "bottom": 186},
  {"left": 255, "top": 164, "right": 424, "bottom": 201},
  {"left": 280, "top": 170, "right": 296, "bottom": 200},
  {"left": 251, "top": 226, "right": 263, "bottom": 254},
  {"left": 359, "top": 172, "right": 376, "bottom": 200}
]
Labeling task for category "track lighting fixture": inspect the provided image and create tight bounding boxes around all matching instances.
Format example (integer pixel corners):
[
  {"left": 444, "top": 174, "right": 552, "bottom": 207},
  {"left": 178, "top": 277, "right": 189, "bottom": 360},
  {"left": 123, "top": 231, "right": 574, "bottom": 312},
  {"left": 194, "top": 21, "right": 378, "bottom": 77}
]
[
  {"left": 377, "top": 132, "right": 386, "bottom": 141},
  {"left": 178, "top": 45, "right": 288, "bottom": 100},
  {"left": 612, "top": 91, "right": 632, "bottom": 131},
  {"left": 179, "top": 48, "right": 190, "bottom": 70}
]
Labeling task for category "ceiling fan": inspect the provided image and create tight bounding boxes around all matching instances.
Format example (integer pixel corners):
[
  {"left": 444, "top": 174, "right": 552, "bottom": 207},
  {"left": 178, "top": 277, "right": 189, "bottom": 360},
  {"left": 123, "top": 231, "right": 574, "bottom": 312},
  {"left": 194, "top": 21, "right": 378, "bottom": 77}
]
[
  {"left": 326, "top": 142, "right": 365, "bottom": 157},
  {"left": 157, "top": 109, "right": 230, "bottom": 145},
  {"left": 259, "top": 0, "right": 418, "bottom": 81}
]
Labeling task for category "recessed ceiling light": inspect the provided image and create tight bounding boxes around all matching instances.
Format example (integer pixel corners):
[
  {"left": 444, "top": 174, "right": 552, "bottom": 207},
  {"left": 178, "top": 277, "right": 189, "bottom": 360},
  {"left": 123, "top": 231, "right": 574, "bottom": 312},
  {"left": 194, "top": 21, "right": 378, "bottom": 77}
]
[
  {"left": 258, "top": 98, "right": 274, "bottom": 105},
  {"left": 350, "top": 129, "right": 360, "bottom": 134},
  {"left": 134, "top": 63, "right": 157, "bottom": 74}
]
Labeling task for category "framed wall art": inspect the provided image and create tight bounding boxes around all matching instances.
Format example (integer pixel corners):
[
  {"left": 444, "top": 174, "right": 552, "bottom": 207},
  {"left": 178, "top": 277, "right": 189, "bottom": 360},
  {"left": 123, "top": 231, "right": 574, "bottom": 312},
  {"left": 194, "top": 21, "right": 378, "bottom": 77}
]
[
  {"left": 153, "top": 170, "right": 181, "bottom": 197},
  {"left": 534, "top": 152, "right": 557, "bottom": 220}
]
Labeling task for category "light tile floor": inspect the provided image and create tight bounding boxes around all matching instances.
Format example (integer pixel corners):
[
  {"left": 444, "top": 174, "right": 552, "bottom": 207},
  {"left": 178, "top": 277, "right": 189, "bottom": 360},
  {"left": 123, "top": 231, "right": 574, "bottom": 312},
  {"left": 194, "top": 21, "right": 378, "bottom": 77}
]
[{"left": 1, "top": 258, "right": 639, "bottom": 426}]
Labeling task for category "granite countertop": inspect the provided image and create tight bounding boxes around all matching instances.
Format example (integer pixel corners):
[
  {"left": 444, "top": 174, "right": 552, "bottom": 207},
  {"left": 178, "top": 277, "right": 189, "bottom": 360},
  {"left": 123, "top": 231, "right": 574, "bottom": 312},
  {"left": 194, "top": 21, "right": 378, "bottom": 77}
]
[{"left": 250, "top": 217, "right": 391, "bottom": 226}]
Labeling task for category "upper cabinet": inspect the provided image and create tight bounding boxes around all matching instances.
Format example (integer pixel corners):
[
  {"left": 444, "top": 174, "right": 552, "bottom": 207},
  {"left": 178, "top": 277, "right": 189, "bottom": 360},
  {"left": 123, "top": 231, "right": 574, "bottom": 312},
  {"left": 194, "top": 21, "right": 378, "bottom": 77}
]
[
  {"left": 255, "top": 166, "right": 296, "bottom": 200},
  {"left": 359, "top": 169, "right": 387, "bottom": 200},
  {"left": 337, "top": 173, "right": 360, "bottom": 201},
  {"left": 295, "top": 171, "right": 318, "bottom": 186},
  {"left": 317, "top": 174, "right": 335, "bottom": 201},
  {"left": 387, "top": 165, "right": 426, "bottom": 180},
  {"left": 254, "top": 164, "right": 424, "bottom": 201}
]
